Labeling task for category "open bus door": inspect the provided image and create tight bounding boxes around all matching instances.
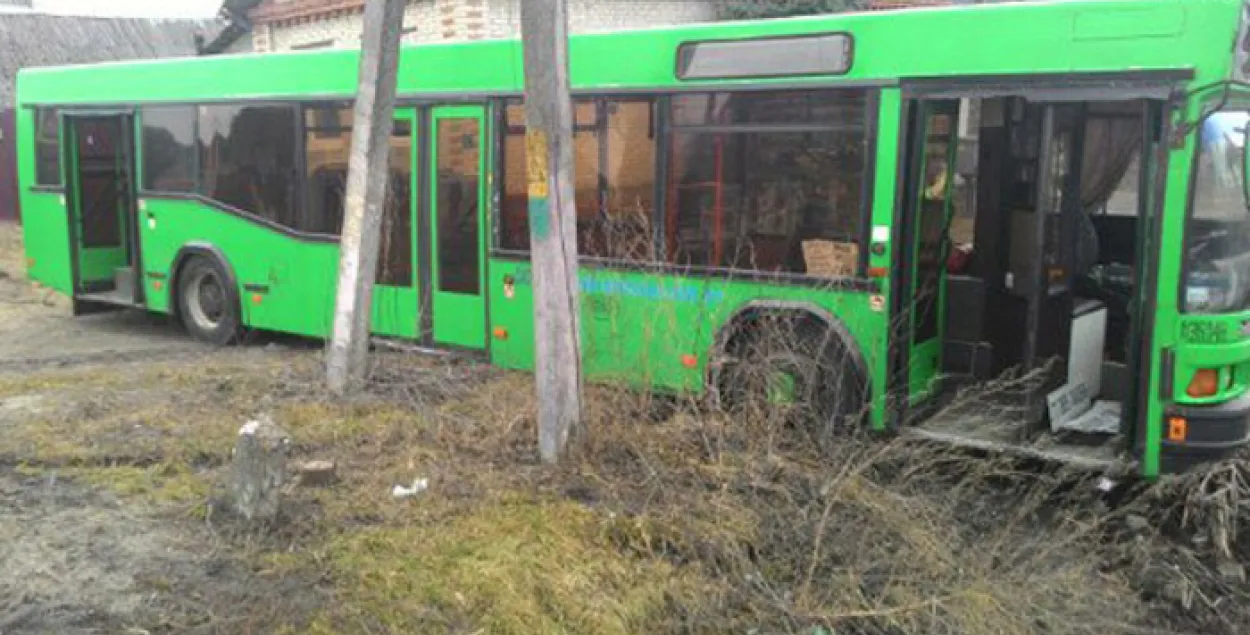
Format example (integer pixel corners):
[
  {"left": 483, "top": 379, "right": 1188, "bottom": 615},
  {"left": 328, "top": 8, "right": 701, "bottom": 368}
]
[
  {"left": 890, "top": 99, "right": 961, "bottom": 422},
  {"left": 890, "top": 91, "right": 1172, "bottom": 475},
  {"left": 62, "top": 112, "right": 141, "bottom": 314}
]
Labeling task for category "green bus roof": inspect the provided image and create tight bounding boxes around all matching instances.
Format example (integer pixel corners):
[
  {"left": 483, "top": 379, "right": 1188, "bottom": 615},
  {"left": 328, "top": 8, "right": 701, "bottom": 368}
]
[{"left": 16, "top": 0, "right": 1241, "bottom": 106}]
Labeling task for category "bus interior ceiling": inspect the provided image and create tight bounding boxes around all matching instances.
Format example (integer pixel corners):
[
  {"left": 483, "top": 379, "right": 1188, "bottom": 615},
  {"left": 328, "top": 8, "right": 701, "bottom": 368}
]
[{"left": 927, "top": 96, "right": 1147, "bottom": 460}]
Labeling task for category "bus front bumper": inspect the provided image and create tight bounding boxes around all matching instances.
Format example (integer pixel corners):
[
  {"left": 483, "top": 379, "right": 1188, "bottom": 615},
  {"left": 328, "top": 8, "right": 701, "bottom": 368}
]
[{"left": 1160, "top": 393, "right": 1250, "bottom": 474}]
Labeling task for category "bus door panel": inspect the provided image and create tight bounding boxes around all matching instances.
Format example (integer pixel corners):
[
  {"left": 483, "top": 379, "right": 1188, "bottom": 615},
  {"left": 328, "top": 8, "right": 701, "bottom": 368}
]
[
  {"left": 895, "top": 99, "right": 961, "bottom": 407},
  {"left": 64, "top": 113, "right": 139, "bottom": 302},
  {"left": 427, "top": 105, "right": 488, "bottom": 350},
  {"left": 1127, "top": 100, "right": 1168, "bottom": 470},
  {"left": 369, "top": 109, "right": 420, "bottom": 339},
  {"left": 1013, "top": 103, "right": 1083, "bottom": 428}
]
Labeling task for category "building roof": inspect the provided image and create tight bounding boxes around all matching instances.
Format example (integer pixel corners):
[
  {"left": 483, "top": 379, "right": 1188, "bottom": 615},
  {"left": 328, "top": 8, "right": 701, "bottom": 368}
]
[
  {"left": 248, "top": 0, "right": 369, "bottom": 27},
  {"left": 0, "top": 13, "right": 210, "bottom": 107}
]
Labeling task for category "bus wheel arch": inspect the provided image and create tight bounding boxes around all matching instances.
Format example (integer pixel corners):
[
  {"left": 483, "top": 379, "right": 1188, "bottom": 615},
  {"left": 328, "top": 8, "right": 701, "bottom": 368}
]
[
  {"left": 171, "top": 243, "right": 242, "bottom": 345},
  {"left": 709, "top": 302, "right": 871, "bottom": 437}
]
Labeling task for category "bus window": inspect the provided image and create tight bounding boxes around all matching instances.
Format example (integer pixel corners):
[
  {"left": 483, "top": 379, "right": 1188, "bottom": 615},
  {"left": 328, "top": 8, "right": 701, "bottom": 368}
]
[
  {"left": 34, "top": 108, "right": 60, "bottom": 186},
  {"left": 303, "top": 105, "right": 352, "bottom": 235},
  {"left": 1184, "top": 110, "right": 1250, "bottom": 314},
  {"left": 500, "top": 105, "right": 529, "bottom": 251},
  {"left": 141, "top": 106, "right": 197, "bottom": 193},
  {"left": 198, "top": 104, "right": 298, "bottom": 228},
  {"left": 436, "top": 117, "right": 481, "bottom": 295},
  {"left": 301, "top": 104, "right": 413, "bottom": 285},
  {"left": 666, "top": 89, "right": 869, "bottom": 275},
  {"left": 499, "top": 98, "right": 658, "bottom": 261},
  {"left": 601, "top": 100, "right": 657, "bottom": 261},
  {"left": 379, "top": 119, "right": 414, "bottom": 288}
]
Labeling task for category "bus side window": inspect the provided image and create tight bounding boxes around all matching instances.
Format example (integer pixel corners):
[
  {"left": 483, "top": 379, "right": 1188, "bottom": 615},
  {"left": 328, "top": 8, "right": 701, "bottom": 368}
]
[
  {"left": 33, "top": 108, "right": 61, "bottom": 187},
  {"left": 499, "top": 98, "right": 659, "bottom": 262},
  {"left": 665, "top": 89, "right": 870, "bottom": 277}
]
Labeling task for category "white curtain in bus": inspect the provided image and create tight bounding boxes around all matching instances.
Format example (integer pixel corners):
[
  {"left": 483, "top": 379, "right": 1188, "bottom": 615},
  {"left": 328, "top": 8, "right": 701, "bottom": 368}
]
[{"left": 1080, "top": 113, "right": 1142, "bottom": 213}]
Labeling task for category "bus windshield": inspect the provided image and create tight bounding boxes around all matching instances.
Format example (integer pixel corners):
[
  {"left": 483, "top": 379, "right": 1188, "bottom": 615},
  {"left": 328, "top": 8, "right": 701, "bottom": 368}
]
[{"left": 1185, "top": 110, "right": 1250, "bottom": 314}]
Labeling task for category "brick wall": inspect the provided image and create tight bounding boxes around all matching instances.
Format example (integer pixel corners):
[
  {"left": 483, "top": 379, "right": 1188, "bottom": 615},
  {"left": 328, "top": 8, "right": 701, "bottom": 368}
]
[{"left": 255, "top": 0, "right": 715, "bottom": 52}]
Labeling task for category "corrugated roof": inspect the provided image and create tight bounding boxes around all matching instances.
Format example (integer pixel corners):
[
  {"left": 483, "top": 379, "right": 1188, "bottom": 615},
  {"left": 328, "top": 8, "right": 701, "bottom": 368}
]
[{"left": 0, "top": 14, "right": 213, "bottom": 106}]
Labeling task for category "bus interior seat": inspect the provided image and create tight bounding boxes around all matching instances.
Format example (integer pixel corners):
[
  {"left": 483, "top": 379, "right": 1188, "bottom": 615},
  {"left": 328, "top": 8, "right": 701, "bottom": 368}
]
[{"left": 943, "top": 274, "right": 994, "bottom": 379}]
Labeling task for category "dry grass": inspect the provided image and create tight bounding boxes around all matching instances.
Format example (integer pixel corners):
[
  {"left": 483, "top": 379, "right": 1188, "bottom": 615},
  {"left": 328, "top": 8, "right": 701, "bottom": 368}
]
[{"left": 1, "top": 336, "right": 1248, "bottom": 634}]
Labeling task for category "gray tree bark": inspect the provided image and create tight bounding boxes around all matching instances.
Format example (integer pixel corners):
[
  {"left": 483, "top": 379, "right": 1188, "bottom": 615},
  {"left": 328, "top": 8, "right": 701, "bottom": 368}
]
[
  {"left": 326, "top": 0, "right": 406, "bottom": 395},
  {"left": 521, "top": 0, "right": 584, "bottom": 464}
]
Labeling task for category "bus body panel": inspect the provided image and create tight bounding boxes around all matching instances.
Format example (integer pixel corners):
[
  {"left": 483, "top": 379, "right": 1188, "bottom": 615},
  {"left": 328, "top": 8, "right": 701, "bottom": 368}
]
[
  {"left": 10, "top": 2, "right": 1241, "bottom": 105},
  {"left": 21, "top": 192, "right": 72, "bottom": 295},
  {"left": 139, "top": 197, "right": 340, "bottom": 337},
  {"left": 487, "top": 258, "right": 887, "bottom": 398}
]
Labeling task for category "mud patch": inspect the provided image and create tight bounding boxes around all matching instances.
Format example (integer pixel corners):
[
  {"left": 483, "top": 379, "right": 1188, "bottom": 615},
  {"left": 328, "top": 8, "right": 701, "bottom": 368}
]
[{"left": 0, "top": 470, "right": 322, "bottom": 635}]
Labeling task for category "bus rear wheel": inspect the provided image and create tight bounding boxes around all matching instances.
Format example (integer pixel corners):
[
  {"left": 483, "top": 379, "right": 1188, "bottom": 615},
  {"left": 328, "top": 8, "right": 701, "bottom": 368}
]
[
  {"left": 719, "top": 315, "right": 866, "bottom": 445},
  {"left": 177, "top": 255, "right": 240, "bottom": 345}
]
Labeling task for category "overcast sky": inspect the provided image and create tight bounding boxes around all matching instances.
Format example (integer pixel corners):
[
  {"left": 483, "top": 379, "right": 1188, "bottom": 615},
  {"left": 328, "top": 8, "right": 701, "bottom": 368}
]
[{"left": 34, "top": 0, "right": 221, "bottom": 18}]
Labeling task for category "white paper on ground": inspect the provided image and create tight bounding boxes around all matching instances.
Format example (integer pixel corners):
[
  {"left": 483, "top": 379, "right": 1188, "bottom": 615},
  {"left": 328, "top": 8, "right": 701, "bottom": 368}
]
[
  {"left": 1047, "top": 381, "right": 1093, "bottom": 432},
  {"left": 1058, "top": 400, "right": 1121, "bottom": 435}
]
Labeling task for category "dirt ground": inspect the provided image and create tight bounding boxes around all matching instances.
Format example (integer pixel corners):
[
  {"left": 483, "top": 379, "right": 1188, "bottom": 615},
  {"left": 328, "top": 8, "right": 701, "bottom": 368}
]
[
  {"left": 0, "top": 225, "right": 323, "bottom": 633},
  {"left": 2, "top": 220, "right": 1249, "bottom": 635}
]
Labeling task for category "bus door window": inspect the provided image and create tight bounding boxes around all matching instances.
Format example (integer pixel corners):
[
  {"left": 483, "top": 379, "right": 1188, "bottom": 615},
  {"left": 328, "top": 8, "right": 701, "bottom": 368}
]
[
  {"left": 912, "top": 108, "right": 957, "bottom": 347},
  {"left": 435, "top": 117, "right": 481, "bottom": 295}
]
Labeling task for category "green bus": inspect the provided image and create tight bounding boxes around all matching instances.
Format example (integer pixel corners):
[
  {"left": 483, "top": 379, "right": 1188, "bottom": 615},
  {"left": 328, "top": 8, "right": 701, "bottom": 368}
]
[{"left": 16, "top": 0, "right": 1250, "bottom": 478}]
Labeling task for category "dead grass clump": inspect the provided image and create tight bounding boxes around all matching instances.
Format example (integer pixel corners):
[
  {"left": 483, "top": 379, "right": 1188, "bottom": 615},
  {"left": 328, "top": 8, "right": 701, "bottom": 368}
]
[
  {"left": 309, "top": 498, "right": 702, "bottom": 635},
  {"left": 476, "top": 376, "right": 1143, "bottom": 635},
  {"left": 1159, "top": 456, "right": 1250, "bottom": 561},
  {"left": 1116, "top": 453, "right": 1250, "bottom": 633}
]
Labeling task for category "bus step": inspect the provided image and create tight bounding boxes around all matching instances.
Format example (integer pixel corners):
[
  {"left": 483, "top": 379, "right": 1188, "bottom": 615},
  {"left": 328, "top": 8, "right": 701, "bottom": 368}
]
[
  {"left": 114, "top": 267, "right": 135, "bottom": 300},
  {"left": 902, "top": 426, "right": 1124, "bottom": 473},
  {"left": 77, "top": 288, "right": 138, "bottom": 308}
]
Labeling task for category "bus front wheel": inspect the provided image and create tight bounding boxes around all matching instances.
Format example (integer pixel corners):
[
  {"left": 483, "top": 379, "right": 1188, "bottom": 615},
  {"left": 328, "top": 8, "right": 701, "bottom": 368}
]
[
  {"left": 176, "top": 255, "right": 240, "bottom": 346},
  {"left": 718, "top": 314, "right": 867, "bottom": 445}
]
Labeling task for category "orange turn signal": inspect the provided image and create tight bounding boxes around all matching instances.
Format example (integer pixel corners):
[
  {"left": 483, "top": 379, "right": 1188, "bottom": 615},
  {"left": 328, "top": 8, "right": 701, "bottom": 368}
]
[
  {"left": 680, "top": 354, "right": 699, "bottom": 369},
  {"left": 1187, "top": 369, "right": 1220, "bottom": 399},
  {"left": 867, "top": 266, "right": 888, "bottom": 278},
  {"left": 1167, "top": 416, "right": 1188, "bottom": 443},
  {"left": 251, "top": 294, "right": 263, "bottom": 305},
  {"left": 153, "top": 281, "right": 163, "bottom": 291},
  {"left": 493, "top": 327, "right": 509, "bottom": 340}
]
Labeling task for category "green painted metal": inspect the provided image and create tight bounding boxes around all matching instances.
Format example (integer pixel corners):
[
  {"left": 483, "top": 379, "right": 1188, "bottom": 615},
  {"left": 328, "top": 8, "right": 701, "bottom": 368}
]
[
  {"left": 139, "top": 197, "right": 340, "bottom": 335},
  {"left": 868, "top": 89, "right": 902, "bottom": 432},
  {"left": 13, "top": 2, "right": 1240, "bottom": 105},
  {"left": 12, "top": 0, "right": 1250, "bottom": 478},
  {"left": 489, "top": 258, "right": 887, "bottom": 395},
  {"left": 371, "top": 107, "right": 421, "bottom": 340},
  {"left": 905, "top": 101, "right": 960, "bottom": 401}
]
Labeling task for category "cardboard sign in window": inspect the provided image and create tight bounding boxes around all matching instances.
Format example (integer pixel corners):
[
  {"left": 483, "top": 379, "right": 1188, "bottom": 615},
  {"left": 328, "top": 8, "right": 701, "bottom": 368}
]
[{"left": 802, "top": 240, "right": 858, "bottom": 278}]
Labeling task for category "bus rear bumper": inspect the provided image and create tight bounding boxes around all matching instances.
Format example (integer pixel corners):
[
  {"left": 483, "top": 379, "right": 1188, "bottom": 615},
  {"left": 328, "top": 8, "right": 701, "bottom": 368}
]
[{"left": 1160, "top": 394, "right": 1250, "bottom": 474}]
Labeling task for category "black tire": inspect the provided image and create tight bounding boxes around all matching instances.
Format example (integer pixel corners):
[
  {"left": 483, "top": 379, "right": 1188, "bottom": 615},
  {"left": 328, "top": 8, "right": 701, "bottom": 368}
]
[
  {"left": 718, "top": 314, "right": 867, "bottom": 444},
  {"left": 176, "top": 255, "right": 240, "bottom": 346}
]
